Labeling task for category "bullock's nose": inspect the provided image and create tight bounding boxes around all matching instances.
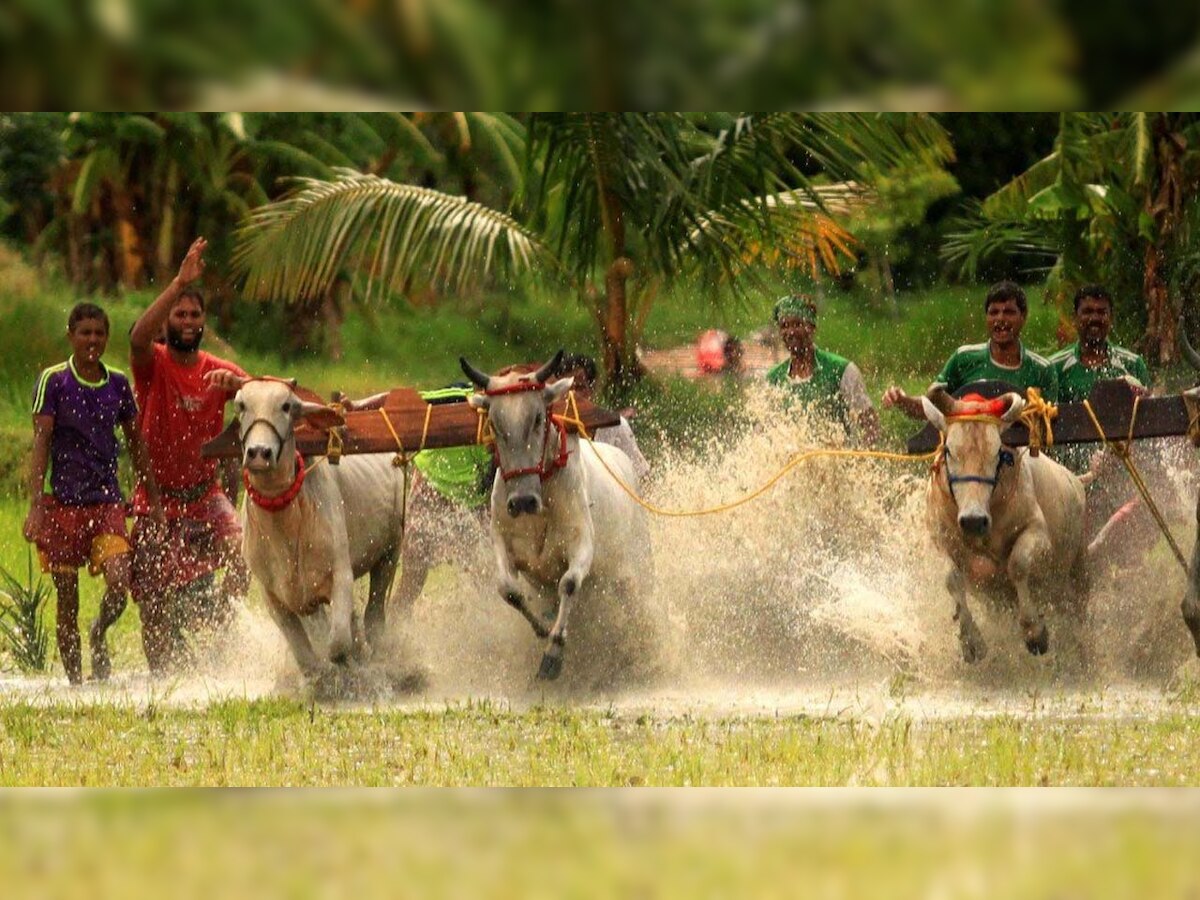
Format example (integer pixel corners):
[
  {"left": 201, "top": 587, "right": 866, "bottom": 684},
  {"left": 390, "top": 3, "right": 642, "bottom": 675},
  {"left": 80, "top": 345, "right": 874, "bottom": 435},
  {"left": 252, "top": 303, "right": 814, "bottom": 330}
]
[
  {"left": 245, "top": 445, "right": 275, "bottom": 466},
  {"left": 959, "top": 513, "right": 990, "bottom": 536},
  {"left": 507, "top": 494, "right": 540, "bottom": 518}
]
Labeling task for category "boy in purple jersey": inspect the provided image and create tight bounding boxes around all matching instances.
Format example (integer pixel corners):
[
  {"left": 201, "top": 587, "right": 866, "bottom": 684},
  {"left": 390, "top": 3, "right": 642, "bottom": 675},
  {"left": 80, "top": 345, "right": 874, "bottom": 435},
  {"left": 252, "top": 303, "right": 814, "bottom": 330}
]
[{"left": 22, "top": 303, "right": 163, "bottom": 684}]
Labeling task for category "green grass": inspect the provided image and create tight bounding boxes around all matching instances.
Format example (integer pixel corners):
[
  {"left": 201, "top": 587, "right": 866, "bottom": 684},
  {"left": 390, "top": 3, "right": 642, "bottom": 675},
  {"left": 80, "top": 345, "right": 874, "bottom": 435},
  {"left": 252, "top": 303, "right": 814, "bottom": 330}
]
[
  {"left": 1, "top": 791, "right": 1198, "bottom": 898},
  {"left": 3, "top": 700, "right": 1200, "bottom": 786}
]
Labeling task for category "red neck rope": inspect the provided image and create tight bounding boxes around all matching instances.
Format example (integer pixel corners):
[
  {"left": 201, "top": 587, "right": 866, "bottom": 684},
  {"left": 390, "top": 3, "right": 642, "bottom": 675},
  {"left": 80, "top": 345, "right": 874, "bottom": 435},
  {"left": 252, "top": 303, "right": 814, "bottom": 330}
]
[
  {"left": 481, "top": 380, "right": 571, "bottom": 482},
  {"left": 243, "top": 451, "right": 307, "bottom": 512}
]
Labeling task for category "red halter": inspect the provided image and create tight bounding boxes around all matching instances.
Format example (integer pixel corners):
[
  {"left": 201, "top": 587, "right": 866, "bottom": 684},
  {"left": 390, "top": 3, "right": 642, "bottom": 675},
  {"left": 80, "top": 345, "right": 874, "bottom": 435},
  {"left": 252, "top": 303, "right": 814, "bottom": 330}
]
[
  {"left": 243, "top": 451, "right": 307, "bottom": 512},
  {"left": 482, "top": 381, "right": 571, "bottom": 482}
]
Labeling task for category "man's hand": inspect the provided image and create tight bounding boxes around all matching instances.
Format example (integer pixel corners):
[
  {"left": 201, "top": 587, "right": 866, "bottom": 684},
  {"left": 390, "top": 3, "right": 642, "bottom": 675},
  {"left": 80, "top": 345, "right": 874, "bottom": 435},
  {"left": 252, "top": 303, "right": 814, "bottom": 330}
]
[
  {"left": 882, "top": 385, "right": 908, "bottom": 408},
  {"left": 881, "top": 385, "right": 928, "bottom": 421},
  {"left": 205, "top": 370, "right": 247, "bottom": 393},
  {"left": 22, "top": 504, "right": 44, "bottom": 543},
  {"left": 177, "top": 236, "right": 207, "bottom": 285}
]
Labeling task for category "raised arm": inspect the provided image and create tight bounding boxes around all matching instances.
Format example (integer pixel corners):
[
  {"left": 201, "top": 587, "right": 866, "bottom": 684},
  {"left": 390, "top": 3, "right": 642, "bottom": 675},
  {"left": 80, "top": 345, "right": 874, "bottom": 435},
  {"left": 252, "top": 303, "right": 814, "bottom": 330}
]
[{"left": 130, "top": 236, "right": 208, "bottom": 367}]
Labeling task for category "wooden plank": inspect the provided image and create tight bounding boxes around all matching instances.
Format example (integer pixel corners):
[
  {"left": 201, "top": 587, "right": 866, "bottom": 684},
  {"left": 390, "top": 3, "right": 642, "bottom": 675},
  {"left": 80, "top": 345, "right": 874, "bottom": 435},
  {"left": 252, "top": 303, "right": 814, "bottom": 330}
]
[
  {"left": 906, "top": 379, "right": 1192, "bottom": 454},
  {"left": 202, "top": 386, "right": 623, "bottom": 460}
]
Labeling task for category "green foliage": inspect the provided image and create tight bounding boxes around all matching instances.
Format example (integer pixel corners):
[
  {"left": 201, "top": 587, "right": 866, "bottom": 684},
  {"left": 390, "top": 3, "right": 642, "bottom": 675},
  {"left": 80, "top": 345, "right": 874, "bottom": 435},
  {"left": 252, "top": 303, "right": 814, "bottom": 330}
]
[
  {"left": 234, "top": 170, "right": 551, "bottom": 303},
  {"left": 941, "top": 113, "right": 1200, "bottom": 359},
  {"left": 0, "top": 549, "right": 50, "bottom": 673}
]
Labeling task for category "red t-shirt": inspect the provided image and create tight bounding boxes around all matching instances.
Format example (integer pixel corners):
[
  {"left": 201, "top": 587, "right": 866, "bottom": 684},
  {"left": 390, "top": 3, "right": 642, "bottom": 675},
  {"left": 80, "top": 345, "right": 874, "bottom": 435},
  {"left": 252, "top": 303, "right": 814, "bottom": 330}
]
[{"left": 132, "top": 343, "right": 247, "bottom": 516}]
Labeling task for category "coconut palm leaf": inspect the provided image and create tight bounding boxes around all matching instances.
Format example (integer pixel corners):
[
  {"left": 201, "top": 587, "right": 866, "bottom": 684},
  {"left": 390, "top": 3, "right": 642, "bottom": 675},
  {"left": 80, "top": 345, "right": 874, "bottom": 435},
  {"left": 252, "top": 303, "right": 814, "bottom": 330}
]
[{"left": 233, "top": 169, "right": 551, "bottom": 302}]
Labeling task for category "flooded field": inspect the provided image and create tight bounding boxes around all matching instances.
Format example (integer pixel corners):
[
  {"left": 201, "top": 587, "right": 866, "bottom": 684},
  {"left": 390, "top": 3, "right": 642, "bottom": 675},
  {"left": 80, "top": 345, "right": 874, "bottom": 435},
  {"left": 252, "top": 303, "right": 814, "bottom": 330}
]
[{"left": 3, "top": 397, "right": 1200, "bottom": 784}]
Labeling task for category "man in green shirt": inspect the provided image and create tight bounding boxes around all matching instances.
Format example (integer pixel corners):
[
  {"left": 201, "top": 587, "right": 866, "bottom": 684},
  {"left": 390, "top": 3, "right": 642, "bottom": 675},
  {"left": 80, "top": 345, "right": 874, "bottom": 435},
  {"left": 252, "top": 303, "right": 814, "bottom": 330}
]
[
  {"left": 883, "top": 281, "right": 1058, "bottom": 418},
  {"left": 1047, "top": 283, "right": 1151, "bottom": 402},
  {"left": 765, "top": 294, "right": 880, "bottom": 445}
]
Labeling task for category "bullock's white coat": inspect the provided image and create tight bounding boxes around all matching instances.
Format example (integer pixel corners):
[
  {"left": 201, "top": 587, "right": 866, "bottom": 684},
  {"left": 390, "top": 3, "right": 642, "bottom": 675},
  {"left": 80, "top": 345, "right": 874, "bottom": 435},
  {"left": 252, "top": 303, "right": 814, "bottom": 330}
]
[
  {"left": 467, "top": 363, "right": 651, "bottom": 679},
  {"left": 237, "top": 381, "right": 406, "bottom": 673}
]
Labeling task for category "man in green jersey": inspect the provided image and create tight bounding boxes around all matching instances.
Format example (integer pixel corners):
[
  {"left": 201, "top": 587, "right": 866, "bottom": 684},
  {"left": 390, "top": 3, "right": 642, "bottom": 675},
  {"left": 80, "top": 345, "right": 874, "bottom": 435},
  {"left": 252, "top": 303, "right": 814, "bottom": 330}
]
[
  {"left": 1047, "top": 285, "right": 1176, "bottom": 566},
  {"left": 1048, "top": 284, "right": 1150, "bottom": 402},
  {"left": 765, "top": 294, "right": 881, "bottom": 445},
  {"left": 883, "top": 281, "right": 1058, "bottom": 418}
]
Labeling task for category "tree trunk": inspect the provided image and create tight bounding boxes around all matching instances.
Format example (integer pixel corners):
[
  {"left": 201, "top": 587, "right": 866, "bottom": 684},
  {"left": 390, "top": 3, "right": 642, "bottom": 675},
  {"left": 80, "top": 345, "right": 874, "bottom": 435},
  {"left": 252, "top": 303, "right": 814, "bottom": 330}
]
[
  {"left": 602, "top": 256, "right": 634, "bottom": 386},
  {"left": 1141, "top": 115, "right": 1186, "bottom": 364}
]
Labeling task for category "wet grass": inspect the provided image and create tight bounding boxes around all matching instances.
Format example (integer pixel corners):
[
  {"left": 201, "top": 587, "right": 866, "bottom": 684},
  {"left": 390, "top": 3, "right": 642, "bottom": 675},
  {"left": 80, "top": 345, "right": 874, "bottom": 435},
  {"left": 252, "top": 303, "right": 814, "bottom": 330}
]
[{"left": 3, "top": 699, "right": 1200, "bottom": 786}]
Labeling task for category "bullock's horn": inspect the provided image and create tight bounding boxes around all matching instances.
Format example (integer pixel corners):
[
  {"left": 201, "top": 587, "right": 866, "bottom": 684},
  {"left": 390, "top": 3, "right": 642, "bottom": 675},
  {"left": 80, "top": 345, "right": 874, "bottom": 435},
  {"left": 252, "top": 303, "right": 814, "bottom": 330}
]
[
  {"left": 533, "top": 350, "right": 565, "bottom": 385},
  {"left": 460, "top": 357, "right": 491, "bottom": 388},
  {"left": 1179, "top": 316, "right": 1200, "bottom": 372},
  {"left": 925, "top": 386, "right": 956, "bottom": 415}
]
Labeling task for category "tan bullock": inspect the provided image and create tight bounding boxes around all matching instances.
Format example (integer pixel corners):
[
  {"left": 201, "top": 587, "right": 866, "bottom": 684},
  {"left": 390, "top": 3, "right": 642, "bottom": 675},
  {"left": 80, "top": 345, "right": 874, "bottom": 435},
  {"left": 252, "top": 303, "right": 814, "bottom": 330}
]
[
  {"left": 922, "top": 388, "right": 1088, "bottom": 661},
  {"left": 236, "top": 379, "right": 407, "bottom": 675}
]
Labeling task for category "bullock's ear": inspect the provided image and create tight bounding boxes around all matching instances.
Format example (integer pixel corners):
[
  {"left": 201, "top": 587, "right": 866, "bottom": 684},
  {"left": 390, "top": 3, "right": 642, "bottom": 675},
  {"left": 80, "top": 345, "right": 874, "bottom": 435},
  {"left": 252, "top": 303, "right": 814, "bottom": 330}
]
[
  {"left": 920, "top": 396, "right": 947, "bottom": 432},
  {"left": 298, "top": 400, "right": 345, "bottom": 430},
  {"left": 1000, "top": 393, "right": 1026, "bottom": 423},
  {"left": 544, "top": 376, "right": 573, "bottom": 404},
  {"left": 467, "top": 393, "right": 490, "bottom": 411}
]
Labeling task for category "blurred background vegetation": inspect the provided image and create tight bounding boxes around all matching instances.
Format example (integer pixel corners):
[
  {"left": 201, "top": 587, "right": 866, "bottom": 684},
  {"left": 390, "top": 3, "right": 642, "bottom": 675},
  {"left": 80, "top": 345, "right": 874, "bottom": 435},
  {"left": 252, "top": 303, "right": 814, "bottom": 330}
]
[
  {"left": 1, "top": 111, "right": 1198, "bottom": 487},
  {"left": 3, "top": 0, "right": 1200, "bottom": 109}
]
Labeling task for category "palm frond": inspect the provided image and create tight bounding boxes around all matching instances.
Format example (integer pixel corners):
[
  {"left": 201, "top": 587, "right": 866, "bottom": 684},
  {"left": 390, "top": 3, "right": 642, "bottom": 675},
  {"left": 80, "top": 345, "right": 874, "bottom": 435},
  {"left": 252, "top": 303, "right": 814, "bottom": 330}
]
[{"left": 233, "top": 169, "right": 552, "bottom": 302}]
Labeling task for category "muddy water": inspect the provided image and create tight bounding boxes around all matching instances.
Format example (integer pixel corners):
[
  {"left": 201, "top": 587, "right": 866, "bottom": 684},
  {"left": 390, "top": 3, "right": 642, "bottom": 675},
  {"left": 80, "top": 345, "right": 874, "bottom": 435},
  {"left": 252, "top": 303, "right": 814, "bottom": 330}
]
[{"left": 3, "top": 394, "right": 1199, "bottom": 719}]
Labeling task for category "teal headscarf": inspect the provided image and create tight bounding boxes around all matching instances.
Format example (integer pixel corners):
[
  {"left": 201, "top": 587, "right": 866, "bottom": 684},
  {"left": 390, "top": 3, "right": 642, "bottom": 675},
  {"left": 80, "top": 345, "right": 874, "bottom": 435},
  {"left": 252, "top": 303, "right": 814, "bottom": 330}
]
[{"left": 773, "top": 294, "right": 818, "bottom": 324}]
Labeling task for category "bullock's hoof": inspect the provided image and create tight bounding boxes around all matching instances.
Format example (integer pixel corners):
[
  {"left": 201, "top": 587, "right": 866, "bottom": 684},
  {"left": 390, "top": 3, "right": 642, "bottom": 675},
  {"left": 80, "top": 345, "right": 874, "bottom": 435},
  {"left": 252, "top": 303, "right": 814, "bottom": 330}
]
[
  {"left": 960, "top": 636, "right": 987, "bottom": 664},
  {"left": 537, "top": 652, "right": 563, "bottom": 681},
  {"left": 1024, "top": 626, "right": 1050, "bottom": 656}
]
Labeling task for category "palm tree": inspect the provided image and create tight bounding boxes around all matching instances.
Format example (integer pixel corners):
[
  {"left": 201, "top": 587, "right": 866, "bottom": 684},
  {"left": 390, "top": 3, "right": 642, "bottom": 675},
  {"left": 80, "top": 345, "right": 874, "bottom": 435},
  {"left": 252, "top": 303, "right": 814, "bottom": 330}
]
[
  {"left": 943, "top": 112, "right": 1200, "bottom": 363},
  {"left": 234, "top": 112, "right": 953, "bottom": 385}
]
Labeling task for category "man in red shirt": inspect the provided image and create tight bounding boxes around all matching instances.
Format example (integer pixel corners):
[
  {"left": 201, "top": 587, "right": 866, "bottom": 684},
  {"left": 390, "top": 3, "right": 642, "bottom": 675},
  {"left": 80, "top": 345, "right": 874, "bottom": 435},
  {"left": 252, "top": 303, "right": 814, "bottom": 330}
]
[{"left": 129, "top": 236, "right": 250, "bottom": 673}]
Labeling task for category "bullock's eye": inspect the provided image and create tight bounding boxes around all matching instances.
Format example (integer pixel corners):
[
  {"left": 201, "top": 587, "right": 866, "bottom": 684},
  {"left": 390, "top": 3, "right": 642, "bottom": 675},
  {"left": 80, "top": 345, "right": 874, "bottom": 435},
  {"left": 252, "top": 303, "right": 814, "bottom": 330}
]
[
  {"left": 282, "top": 402, "right": 292, "bottom": 414},
  {"left": 534, "top": 413, "right": 543, "bottom": 427}
]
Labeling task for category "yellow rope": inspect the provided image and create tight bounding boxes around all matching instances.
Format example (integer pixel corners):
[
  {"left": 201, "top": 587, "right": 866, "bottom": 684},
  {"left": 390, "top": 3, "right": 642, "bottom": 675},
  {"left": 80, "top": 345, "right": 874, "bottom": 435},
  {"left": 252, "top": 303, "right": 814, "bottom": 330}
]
[
  {"left": 1081, "top": 397, "right": 1187, "bottom": 571},
  {"left": 583, "top": 436, "right": 938, "bottom": 518},
  {"left": 1183, "top": 391, "right": 1200, "bottom": 448},
  {"left": 377, "top": 408, "right": 408, "bottom": 468},
  {"left": 1019, "top": 387, "right": 1057, "bottom": 455}
]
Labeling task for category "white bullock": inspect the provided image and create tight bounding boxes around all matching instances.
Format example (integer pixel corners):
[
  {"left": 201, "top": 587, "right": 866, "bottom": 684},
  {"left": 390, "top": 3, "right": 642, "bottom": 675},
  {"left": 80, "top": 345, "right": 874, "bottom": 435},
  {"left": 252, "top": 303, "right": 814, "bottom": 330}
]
[
  {"left": 235, "top": 379, "right": 406, "bottom": 674},
  {"left": 461, "top": 352, "right": 652, "bottom": 680},
  {"left": 922, "top": 388, "right": 1088, "bottom": 661}
]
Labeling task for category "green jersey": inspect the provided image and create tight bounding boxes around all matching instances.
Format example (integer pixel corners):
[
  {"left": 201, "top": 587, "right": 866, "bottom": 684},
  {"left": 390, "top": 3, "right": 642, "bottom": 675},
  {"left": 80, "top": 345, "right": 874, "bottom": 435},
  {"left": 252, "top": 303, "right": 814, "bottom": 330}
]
[
  {"left": 412, "top": 387, "right": 493, "bottom": 508},
  {"left": 766, "top": 348, "right": 858, "bottom": 428},
  {"left": 933, "top": 341, "right": 1059, "bottom": 402},
  {"left": 1046, "top": 342, "right": 1150, "bottom": 403}
]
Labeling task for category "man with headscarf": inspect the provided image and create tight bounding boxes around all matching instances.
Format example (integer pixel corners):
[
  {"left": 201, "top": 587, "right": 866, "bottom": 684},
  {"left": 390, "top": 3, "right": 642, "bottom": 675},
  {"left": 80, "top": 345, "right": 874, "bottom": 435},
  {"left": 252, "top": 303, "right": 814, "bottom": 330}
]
[
  {"left": 766, "top": 294, "right": 880, "bottom": 445},
  {"left": 128, "top": 236, "right": 250, "bottom": 673}
]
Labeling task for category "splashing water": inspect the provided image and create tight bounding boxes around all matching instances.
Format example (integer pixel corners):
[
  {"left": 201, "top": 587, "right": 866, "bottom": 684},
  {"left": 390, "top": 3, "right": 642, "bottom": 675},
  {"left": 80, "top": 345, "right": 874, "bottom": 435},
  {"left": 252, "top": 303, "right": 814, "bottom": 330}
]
[{"left": 2, "top": 391, "right": 1199, "bottom": 717}]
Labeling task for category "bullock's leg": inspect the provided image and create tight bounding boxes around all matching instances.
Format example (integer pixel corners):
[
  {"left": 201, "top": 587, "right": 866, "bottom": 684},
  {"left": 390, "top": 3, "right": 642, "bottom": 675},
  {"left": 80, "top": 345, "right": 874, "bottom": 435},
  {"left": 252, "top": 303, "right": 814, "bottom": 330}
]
[
  {"left": 364, "top": 545, "right": 400, "bottom": 652},
  {"left": 1182, "top": 502, "right": 1200, "bottom": 655},
  {"left": 1008, "top": 530, "right": 1051, "bottom": 656},
  {"left": 491, "top": 530, "right": 549, "bottom": 639},
  {"left": 948, "top": 566, "right": 986, "bottom": 664},
  {"left": 327, "top": 567, "right": 356, "bottom": 665},
  {"left": 538, "top": 527, "right": 595, "bottom": 682},
  {"left": 264, "top": 594, "right": 323, "bottom": 675}
]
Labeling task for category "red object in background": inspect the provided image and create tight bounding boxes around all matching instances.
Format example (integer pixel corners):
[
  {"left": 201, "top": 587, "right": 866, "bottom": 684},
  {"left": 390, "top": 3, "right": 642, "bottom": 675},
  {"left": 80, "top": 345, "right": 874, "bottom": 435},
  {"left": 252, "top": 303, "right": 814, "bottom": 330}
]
[{"left": 696, "top": 329, "right": 730, "bottom": 373}]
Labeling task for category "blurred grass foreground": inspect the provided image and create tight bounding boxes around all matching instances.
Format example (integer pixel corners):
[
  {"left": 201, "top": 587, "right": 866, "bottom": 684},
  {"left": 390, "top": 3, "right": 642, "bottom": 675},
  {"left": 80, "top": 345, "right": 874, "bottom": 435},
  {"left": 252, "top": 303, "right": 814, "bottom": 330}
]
[{"left": 2, "top": 790, "right": 1200, "bottom": 899}]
